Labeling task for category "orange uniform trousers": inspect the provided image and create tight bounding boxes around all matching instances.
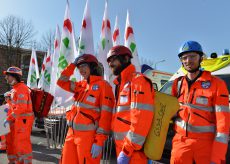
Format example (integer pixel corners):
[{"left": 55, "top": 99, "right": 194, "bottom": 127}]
[
  {"left": 171, "top": 134, "right": 217, "bottom": 164},
  {"left": 6, "top": 117, "right": 34, "bottom": 164},
  {"left": 60, "top": 128, "right": 101, "bottom": 164}
]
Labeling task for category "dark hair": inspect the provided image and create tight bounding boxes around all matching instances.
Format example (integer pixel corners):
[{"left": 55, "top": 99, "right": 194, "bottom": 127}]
[
  {"left": 7, "top": 73, "right": 21, "bottom": 82},
  {"left": 89, "top": 63, "right": 103, "bottom": 76}
]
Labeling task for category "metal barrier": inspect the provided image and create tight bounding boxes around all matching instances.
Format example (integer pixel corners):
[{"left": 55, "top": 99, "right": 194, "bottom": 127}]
[
  {"left": 44, "top": 107, "right": 68, "bottom": 149},
  {"left": 44, "top": 108, "right": 115, "bottom": 163}
]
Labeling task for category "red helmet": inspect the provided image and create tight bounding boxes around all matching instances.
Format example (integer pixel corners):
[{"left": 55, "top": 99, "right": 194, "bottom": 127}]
[
  {"left": 75, "top": 54, "right": 98, "bottom": 67},
  {"left": 3, "top": 66, "right": 22, "bottom": 76},
  {"left": 107, "top": 45, "right": 132, "bottom": 62}
]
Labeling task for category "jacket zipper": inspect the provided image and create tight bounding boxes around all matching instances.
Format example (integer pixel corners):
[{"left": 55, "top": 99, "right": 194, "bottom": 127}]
[
  {"left": 72, "top": 89, "right": 89, "bottom": 134},
  {"left": 117, "top": 117, "right": 131, "bottom": 125},
  {"left": 193, "top": 112, "right": 213, "bottom": 123}
]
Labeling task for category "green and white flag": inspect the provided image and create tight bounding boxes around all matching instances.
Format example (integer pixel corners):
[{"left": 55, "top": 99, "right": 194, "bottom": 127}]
[
  {"left": 50, "top": 25, "right": 61, "bottom": 96},
  {"left": 124, "top": 10, "right": 141, "bottom": 72},
  {"left": 98, "top": 1, "right": 113, "bottom": 81},
  {"left": 38, "top": 50, "right": 52, "bottom": 92},
  {"left": 55, "top": 1, "right": 76, "bottom": 107},
  {"left": 112, "top": 16, "right": 120, "bottom": 46},
  {"left": 78, "top": 0, "right": 94, "bottom": 56},
  {"left": 27, "top": 49, "right": 39, "bottom": 89}
]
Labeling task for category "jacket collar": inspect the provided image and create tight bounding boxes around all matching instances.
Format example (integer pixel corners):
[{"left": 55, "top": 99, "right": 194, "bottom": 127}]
[{"left": 114, "top": 64, "right": 136, "bottom": 85}]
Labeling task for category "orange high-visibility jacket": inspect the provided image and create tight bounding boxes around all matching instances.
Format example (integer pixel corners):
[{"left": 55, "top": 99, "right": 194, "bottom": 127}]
[
  {"left": 7, "top": 82, "right": 34, "bottom": 122},
  {"left": 57, "top": 63, "right": 114, "bottom": 146},
  {"left": 112, "top": 64, "right": 154, "bottom": 156},
  {"left": 172, "top": 71, "right": 230, "bottom": 161}
]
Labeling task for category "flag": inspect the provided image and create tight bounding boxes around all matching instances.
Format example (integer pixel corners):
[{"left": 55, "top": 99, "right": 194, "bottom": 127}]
[
  {"left": 50, "top": 25, "right": 61, "bottom": 96},
  {"left": 112, "top": 16, "right": 120, "bottom": 46},
  {"left": 78, "top": 0, "right": 94, "bottom": 56},
  {"left": 27, "top": 49, "right": 39, "bottom": 88},
  {"left": 38, "top": 53, "right": 47, "bottom": 89},
  {"left": 98, "top": 1, "right": 113, "bottom": 81},
  {"left": 55, "top": 1, "right": 76, "bottom": 107},
  {"left": 124, "top": 10, "right": 141, "bottom": 72},
  {"left": 38, "top": 50, "right": 52, "bottom": 92}
]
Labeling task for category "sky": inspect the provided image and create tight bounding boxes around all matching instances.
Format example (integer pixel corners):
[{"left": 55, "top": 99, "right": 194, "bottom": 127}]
[{"left": 1, "top": 0, "right": 230, "bottom": 73}]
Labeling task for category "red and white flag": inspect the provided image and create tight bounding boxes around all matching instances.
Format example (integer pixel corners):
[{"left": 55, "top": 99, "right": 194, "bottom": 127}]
[{"left": 124, "top": 10, "right": 141, "bottom": 72}]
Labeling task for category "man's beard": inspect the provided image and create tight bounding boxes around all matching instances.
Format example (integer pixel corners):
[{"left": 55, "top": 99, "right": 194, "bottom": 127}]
[{"left": 112, "top": 65, "right": 123, "bottom": 75}]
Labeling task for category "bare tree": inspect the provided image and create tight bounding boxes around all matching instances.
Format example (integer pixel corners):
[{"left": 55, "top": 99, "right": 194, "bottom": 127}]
[
  {"left": 40, "top": 29, "right": 55, "bottom": 52},
  {"left": 0, "top": 15, "right": 35, "bottom": 48},
  {"left": 140, "top": 57, "right": 155, "bottom": 67}
]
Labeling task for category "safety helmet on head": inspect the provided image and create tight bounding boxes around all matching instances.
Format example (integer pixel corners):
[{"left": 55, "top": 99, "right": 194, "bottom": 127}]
[
  {"left": 107, "top": 45, "right": 132, "bottom": 63},
  {"left": 75, "top": 54, "right": 98, "bottom": 67},
  {"left": 3, "top": 66, "right": 22, "bottom": 76},
  {"left": 178, "top": 41, "right": 204, "bottom": 58}
]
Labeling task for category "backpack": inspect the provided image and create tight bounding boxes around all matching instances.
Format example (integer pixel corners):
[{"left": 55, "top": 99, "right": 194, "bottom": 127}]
[{"left": 30, "top": 88, "right": 54, "bottom": 118}]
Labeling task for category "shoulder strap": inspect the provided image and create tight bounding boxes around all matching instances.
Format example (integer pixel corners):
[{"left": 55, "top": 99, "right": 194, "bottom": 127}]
[{"left": 177, "top": 76, "right": 183, "bottom": 98}]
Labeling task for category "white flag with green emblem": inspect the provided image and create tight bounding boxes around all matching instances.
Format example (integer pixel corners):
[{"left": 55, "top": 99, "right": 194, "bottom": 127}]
[
  {"left": 50, "top": 25, "right": 61, "bottom": 96},
  {"left": 124, "top": 10, "right": 141, "bottom": 72},
  {"left": 112, "top": 16, "right": 120, "bottom": 46},
  {"left": 54, "top": 1, "right": 76, "bottom": 107},
  {"left": 38, "top": 50, "right": 52, "bottom": 92},
  {"left": 98, "top": 1, "right": 113, "bottom": 81},
  {"left": 77, "top": 0, "right": 94, "bottom": 56},
  {"left": 27, "top": 49, "right": 40, "bottom": 89}
]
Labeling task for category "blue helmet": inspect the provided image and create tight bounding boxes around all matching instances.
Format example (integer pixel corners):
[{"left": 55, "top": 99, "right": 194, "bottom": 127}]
[{"left": 178, "top": 41, "right": 204, "bottom": 58}]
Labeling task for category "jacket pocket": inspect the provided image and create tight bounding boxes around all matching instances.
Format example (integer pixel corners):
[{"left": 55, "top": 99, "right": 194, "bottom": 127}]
[{"left": 116, "top": 117, "right": 131, "bottom": 125}]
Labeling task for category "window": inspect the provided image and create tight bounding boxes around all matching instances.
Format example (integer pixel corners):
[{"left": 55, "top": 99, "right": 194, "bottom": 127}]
[
  {"left": 152, "top": 83, "right": 158, "bottom": 91},
  {"left": 159, "top": 81, "right": 173, "bottom": 95}
]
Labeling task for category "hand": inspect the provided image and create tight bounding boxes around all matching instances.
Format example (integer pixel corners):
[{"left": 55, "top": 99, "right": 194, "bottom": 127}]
[
  {"left": 117, "top": 151, "right": 130, "bottom": 164},
  {"left": 3, "top": 120, "right": 9, "bottom": 128},
  {"left": 4, "top": 108, "right": 9, "bottom": 113},
  {"left": 90, "top": 143, "right": 102, "bottom": 158}
]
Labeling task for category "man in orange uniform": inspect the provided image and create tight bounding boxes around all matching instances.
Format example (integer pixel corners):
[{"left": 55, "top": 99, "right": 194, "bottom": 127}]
[
  {"left": 3, "top": 66, "right": 34, "bottom": 164},
  {"left": 171, "top": 41, "right": 230, "bottom": 164},
  {"left": 57, "top": 54, "right": 114, "bottom": 164},
  {"left": 107, "top": 45, "right": 154, "bottom": 164}
]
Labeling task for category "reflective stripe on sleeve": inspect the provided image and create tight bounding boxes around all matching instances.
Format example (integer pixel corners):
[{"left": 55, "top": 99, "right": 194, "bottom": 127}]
[
  {"left": 59, "top": 75, "right": 69, "bottom": 82},
  {"left": 215, "top": 105, "right": 230, "bottom": 113},
  {"left": 101, "top": 105, "right": 113, "bottom": 113},
  {"left": 116, "top": 105, "right": 130, "bottom": 112},
  {"left": 72, "top": 122, "right": 97, "bottom": 131},
  {"left": 181, "top": 103, "right": 214, "bottom": 112},
  {"left": 215, "top": 132, "right": 229, "bottom": 144},
  {"left": 70, "top": 81, "right": 76, "bottom": 92},
  {"left": 126, "top": 130, "right": 146, "bottom": 146},
  {"left": 96, "top": 127, "right": 110, "bottom": 135},
  {"left": 175, "top": 118, "right": 215, "bottom": 133},
  {"left": 113, "top": 131, "right": 128, "bottom": 141},
  {"left": 75, "top": 102, "right": 100, "bottom": 112},
  {"left": 131, "top": 102, "right": 154, "bottom": 112}
]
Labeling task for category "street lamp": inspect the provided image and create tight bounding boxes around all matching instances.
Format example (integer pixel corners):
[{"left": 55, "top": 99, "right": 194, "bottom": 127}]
[{"left": 154, "top": 59, "right": 165, "bottom": 70}]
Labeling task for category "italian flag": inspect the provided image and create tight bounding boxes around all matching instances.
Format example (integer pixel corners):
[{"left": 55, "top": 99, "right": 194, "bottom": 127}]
[
  {"left": 77, "top": 0, "right": 94, "bottom": 56},
  {"left": 98, "top": 1, "right": 113, "bottom": 81},
  {"left": 54, "top": 0, "right": 77, "bottom": 107},
  {"left": 27, "top": 48, "right": 39, "bottom": 89},
  {"left": 50, "top": 25, "right": 61, "bottom": 96},
  {"left": 112, "top": 16, "right": 120, "bottom": 46},
  {"left": 124, "top": 10, "right": 141, "bottom": 72}
]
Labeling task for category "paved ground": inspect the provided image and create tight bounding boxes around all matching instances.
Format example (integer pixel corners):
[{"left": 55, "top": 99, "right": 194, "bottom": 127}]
[{"left": 0, "top": 127, "right": 61, "bottom": 164}]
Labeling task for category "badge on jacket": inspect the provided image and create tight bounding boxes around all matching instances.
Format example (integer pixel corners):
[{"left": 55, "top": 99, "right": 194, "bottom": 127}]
[
  {"left": 201, "top": 81, "right": 211, "bottom": 89},
  {"left": 92, "top": 84, "right": 99, "bottom": 91},
  {"left": 86, "top": 95, "right": 96, "bottom": 103}
]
